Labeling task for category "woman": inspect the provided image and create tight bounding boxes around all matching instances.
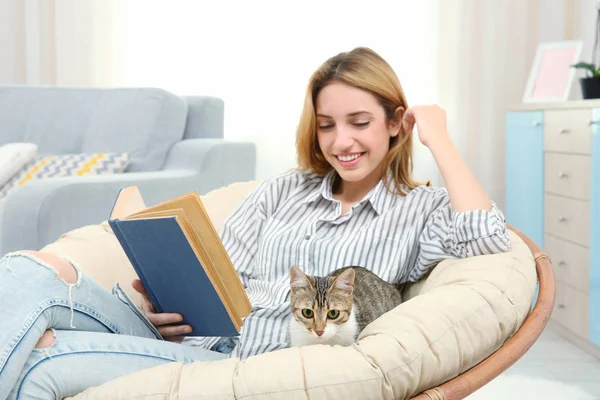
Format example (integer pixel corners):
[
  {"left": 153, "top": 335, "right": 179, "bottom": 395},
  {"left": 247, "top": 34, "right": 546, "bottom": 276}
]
[{"left": 0, "top": 47, "right": 509, "bottom": 399}]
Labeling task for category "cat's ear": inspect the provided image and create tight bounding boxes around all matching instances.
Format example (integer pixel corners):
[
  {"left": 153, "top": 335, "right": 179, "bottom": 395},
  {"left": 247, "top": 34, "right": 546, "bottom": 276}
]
[
  {"left": 331, "top": 268, "right": 355, "bottom": 294},
  {"left": 290, "top": 265, "right": 314, "bottom": 293}
]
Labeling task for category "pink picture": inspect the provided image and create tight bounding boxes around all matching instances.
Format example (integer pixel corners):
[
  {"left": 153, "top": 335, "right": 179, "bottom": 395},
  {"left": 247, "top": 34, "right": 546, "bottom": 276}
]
[{"left": 523, "top": 41, "right": 583, "bottom": 103}]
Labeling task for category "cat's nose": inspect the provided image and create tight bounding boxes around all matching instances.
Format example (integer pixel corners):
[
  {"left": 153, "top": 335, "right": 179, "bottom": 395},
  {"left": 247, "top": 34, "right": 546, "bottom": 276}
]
[{"left": 315, "top": 330, "right": 324, "bottom": 336}]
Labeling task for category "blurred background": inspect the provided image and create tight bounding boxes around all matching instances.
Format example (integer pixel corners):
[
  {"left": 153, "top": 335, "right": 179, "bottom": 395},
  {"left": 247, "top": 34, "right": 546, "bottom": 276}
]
[{"left": 4, "top": 0, "right": 591, "bottom": 209}]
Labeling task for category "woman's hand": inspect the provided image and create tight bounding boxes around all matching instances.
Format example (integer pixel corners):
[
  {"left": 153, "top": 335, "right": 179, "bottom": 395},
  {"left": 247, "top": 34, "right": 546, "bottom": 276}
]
[
  {"left": 131, "top": 279, "right": 192, "bottom": 342},
  {"left": 402, "top": 104, "right": 451, "bottom": 149},
  {"left": 402, "top": 104, "right": 492, "bottom": 212}
]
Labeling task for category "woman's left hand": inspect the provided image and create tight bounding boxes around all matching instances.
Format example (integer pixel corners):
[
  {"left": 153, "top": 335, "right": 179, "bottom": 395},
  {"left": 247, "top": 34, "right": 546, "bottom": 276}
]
[{"left": 402, "top": 105, "right": 451, "bottom": 149}]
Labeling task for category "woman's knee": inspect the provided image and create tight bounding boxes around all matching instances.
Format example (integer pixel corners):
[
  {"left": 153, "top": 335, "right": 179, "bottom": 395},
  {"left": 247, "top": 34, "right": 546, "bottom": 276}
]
[
  {"left": 20, "top": 251, "right": 78, "bottom": 284},
  {"left": 34, "top": 329, "right": 56, "bottom": 349}
]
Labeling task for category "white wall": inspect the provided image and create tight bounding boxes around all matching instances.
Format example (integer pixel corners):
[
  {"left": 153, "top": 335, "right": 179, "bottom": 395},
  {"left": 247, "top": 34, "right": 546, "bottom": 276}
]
[
  {"left": 538, "top": 0, "right": 566, "bottom": 42},
  {"left": 576, "top": 0, "right": 599, "bottom": 63},
  {"left": 118, "top": 0, "right": 440, "bottom": 182}
]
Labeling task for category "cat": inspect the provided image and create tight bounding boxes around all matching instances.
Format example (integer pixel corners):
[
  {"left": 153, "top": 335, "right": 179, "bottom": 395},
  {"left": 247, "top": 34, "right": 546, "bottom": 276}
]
[{"left": 287, "top": 265, "right": 403, "bottom": 347}]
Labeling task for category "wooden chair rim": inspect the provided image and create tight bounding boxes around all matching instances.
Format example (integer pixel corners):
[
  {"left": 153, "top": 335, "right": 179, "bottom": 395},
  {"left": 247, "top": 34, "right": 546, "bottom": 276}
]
[{"left": 410, "top": 225, "right": 556, "bottom": 400}]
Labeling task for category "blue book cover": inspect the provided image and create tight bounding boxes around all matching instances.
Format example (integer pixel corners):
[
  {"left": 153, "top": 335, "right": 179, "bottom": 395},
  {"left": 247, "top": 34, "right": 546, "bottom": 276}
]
[{"left": 108, "top": 216, "right": 241, "bottom": 337}]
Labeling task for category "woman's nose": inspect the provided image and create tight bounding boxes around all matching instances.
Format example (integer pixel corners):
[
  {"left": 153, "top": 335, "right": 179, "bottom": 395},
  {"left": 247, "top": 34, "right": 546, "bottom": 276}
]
[{"left": 333, "top": 128, "right": 355, "bottom": 149}]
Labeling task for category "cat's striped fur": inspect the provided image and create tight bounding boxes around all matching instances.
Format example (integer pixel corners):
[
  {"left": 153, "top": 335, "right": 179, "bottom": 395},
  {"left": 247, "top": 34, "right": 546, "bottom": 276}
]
[{"left": 288, "top": 265, "right": 403, "bottom": 347}]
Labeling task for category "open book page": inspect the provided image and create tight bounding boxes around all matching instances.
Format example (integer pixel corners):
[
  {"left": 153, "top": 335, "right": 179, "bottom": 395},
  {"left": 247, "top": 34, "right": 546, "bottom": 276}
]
[
  {"left": 109, "top": 186, "right": 147, "bottom": 220},
  {"left": 172, "top": 214, "right": 242, "bottom": 331}
]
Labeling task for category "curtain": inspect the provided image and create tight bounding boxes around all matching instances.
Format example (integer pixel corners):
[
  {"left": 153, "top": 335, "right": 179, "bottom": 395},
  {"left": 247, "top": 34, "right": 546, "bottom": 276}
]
[{"left": 0, "top": 0, "right": 120, "bottom": 86}]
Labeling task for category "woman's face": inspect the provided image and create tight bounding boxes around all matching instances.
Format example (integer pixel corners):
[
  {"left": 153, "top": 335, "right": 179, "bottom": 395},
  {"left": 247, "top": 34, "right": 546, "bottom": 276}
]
[{"left": 316, "top": 82, "right": 399, "bottom": 191}]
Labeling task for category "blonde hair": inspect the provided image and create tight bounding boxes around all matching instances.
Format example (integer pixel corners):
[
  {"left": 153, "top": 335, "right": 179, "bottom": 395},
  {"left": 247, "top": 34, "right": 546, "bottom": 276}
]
[{"left": 295, "top": 47, "right": 428, "bottom": 195}]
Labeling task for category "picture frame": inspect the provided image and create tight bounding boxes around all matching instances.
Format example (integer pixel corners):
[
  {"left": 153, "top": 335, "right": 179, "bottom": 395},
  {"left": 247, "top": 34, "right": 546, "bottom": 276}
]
[{"left": 522, "top": 41, "right": 583, "bottom": 103}]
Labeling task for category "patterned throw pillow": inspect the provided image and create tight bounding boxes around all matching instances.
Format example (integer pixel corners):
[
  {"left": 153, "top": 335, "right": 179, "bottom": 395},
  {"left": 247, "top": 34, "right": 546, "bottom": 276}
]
[{"left": 0, "top": 152, "right": 130, "bottom": 206}]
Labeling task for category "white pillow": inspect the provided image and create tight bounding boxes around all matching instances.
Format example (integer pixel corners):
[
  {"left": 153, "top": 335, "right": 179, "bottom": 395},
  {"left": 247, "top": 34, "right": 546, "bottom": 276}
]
[{"left": 0, "top": 143, "right": 38, "bottom": 187}]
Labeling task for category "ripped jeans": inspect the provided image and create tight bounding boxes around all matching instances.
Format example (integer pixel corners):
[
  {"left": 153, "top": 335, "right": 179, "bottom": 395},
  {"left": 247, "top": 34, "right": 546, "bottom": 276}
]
[{"left": 0, "top": 252, "right": 227, "bottom": 400}]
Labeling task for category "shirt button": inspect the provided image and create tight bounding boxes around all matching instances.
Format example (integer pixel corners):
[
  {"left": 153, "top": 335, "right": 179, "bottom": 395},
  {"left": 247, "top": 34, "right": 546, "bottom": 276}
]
[{"left": 304, "top": 235, "right": 310, "bottom": 240}]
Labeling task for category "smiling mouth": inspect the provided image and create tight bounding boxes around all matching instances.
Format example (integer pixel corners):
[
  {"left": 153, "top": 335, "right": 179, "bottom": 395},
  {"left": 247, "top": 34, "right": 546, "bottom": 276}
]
[{"left": 335, "top": 152, "right": 365, "bottom": 162}]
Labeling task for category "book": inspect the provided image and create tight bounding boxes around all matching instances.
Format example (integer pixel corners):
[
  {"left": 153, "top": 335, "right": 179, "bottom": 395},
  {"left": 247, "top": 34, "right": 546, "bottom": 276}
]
[{"left": 108, "top": 186, "right": 252, "bottom": 337}]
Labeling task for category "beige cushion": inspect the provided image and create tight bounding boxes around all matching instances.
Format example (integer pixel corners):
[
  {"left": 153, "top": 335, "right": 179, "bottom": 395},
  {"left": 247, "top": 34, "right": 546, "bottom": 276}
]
[{"left": 50, "top": 181, "right": 536, "bottom": 400}]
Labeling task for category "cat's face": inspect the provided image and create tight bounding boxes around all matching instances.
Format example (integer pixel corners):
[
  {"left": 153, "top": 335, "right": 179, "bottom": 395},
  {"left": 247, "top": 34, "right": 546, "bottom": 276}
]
[{"left": 289, "top": 265, "right": 355, "bottom": 343}]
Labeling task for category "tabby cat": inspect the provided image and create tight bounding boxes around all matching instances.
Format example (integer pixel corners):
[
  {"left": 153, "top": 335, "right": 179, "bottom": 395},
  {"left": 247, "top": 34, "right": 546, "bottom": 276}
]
[{"left": 288, "top": 265, "right": 403, "bottom": 347}]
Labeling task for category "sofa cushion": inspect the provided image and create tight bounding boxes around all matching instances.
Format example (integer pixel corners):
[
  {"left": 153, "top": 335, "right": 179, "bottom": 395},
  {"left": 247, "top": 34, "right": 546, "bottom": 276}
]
[
  {"left": 39, "top": 180, "right": 536, "bottom": 400},
  {"left": 0, "top": 86, "right": 188, "bottom": 172},
  {"left": 0, "top": 152, "right": 130, "bottom": 207}
]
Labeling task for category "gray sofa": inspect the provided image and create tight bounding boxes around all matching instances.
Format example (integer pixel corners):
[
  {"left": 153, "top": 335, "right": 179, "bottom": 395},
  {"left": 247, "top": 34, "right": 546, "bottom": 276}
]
[{"left": 0, "top": 85, "right": 256, "bottom": 255}]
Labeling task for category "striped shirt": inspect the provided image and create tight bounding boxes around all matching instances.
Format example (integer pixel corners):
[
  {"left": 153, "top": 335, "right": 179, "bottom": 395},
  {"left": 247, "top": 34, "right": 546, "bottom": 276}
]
[{"left": 184, "top": 169, "right": 511, "bottom": 359}]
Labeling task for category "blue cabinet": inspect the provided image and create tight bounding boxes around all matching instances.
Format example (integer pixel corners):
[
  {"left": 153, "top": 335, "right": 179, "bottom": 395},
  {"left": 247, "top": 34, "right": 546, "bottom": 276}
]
[{"left": 505, "top": 111, "right": 544, "bottom": 247}]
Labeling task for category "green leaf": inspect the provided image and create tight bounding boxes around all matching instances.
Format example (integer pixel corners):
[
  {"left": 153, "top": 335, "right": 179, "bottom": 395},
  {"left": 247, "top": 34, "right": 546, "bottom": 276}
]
[{"left": 571, "top": 62, "right": 597, "bottom": 76}]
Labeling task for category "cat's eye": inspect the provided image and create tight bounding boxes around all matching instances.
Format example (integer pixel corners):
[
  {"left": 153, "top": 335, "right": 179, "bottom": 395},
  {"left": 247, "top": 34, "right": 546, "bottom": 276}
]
[
  {"left": 327, "top": 310, "right": 340, "bottom": 319},
  {"left": 302, "top": 309, "right": 314, "bottom": 318}
]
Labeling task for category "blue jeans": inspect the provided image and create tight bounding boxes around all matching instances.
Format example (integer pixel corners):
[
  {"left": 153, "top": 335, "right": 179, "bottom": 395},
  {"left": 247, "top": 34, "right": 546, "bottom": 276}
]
[{"left": 0, "top": 252, "right": 227, "bottom": 399}]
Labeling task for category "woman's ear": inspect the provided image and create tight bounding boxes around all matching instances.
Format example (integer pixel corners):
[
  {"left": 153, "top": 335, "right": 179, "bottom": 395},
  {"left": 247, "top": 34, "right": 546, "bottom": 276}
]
[{"left": 390, "top": 106, "right": 405, "bottom": 137}]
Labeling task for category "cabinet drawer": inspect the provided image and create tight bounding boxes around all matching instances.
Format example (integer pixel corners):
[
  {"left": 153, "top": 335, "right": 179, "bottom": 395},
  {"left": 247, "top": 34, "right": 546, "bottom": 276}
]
[
  {"left": 544, "top": 234, "right": 589, "bottom": 293},
  {"left": 552, "top": 281, "right": 589, "bottom": 339},
  {"left": 544, "top": 153, "right": 591, "bottom": 200},
  {"left": 544, "top": 194, "right": 590, "bottom": 246},
  {"left": 544, "top": 109, "right": 591, "bottom": 154}
]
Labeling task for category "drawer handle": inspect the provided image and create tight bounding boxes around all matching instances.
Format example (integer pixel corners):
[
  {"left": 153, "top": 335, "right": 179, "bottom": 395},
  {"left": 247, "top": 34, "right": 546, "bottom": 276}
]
[
  {"left": 532, "top": 121, "right": 542, "bottom": 127},
  {"left": 559, "top": 128, "right": 571, "bottom": 135},
  {"left": 558, "top": 260, "right": 567, "bottom": 267},
  {"left": 558, "top": 304, "right": 566, "bottom": 309},
  {"left": 558, "top": 172, "right": 569, "bottom": 179},
  {"left": 558, "top": 216, "right": 568, "bottom": 223}
]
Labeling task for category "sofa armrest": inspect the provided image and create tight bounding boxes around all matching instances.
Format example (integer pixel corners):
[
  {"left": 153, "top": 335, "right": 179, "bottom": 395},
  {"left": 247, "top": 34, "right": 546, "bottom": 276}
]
[
  {"left": 0, "top": 139, "right": 256, "bottom": 254},
  {"left": 163, "top": 138, "right": 256, "bottom": 185}
]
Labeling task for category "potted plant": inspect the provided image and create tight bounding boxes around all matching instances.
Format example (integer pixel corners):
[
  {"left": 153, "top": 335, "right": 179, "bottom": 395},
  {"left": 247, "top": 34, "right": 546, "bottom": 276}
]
[
  {"left": 572, "top": 62, "right": 600, "bottom": 99},
  {"left": 572, "top": 4, "right": 600, "bottom": 99}
]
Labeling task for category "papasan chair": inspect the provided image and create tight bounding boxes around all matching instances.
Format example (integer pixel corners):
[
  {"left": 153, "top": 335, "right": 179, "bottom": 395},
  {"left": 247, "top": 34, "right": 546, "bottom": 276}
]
[{"left": 32, "top": 180, "right": 553, "bottom": 400}]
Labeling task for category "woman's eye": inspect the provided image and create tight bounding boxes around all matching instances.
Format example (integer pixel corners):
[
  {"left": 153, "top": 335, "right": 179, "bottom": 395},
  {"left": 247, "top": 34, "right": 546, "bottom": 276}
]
[
  {"left": 353, "top": 121, "right": 370, "bottom": 128},
  {"left": 318, "top": 124, "right": 334, "bottom": 130},
  {"left": 302, "top": 309, "right": 314, "bottom": 318},
  {"left": 327, "top": 310, "right": 340, "bottom": 319}
]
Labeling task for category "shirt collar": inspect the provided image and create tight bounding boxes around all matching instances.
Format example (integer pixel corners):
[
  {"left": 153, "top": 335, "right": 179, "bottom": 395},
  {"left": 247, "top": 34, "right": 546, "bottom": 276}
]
[
  {"left": 300, "top": 170, "right": 336, "bottom": 205},
  {"left": 301, "top": 169, "right": 398, "bottom": 216},
  {"left": 364, "top": 177, "right": 389, "bottom": 216}
]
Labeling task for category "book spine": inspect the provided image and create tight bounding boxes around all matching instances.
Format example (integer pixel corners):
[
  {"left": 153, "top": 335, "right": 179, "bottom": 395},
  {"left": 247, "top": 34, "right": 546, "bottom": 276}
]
[{"left": 108, "top": 219, "right": 164, "bottom": 314}]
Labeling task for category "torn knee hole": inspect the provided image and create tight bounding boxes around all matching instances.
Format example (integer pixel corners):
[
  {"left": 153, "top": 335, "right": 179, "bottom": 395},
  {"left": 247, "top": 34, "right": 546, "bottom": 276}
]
[
  {"left": 22, "top": 251, "right": 78, "bottom": 284},
  {"left": 35, "top": 329, "right": 56, "bottom": 349}
]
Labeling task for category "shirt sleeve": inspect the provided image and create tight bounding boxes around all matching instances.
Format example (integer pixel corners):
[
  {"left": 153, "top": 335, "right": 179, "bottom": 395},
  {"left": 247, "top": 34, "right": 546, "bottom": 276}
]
[{"left": 408, "top": 187, "right": 511, "bottom": 281}]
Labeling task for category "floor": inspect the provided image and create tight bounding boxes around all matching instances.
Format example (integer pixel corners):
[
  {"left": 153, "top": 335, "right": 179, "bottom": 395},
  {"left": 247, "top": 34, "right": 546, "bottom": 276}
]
[{"left": 498, "top": 324, "right": 600, "bottom": 398}]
